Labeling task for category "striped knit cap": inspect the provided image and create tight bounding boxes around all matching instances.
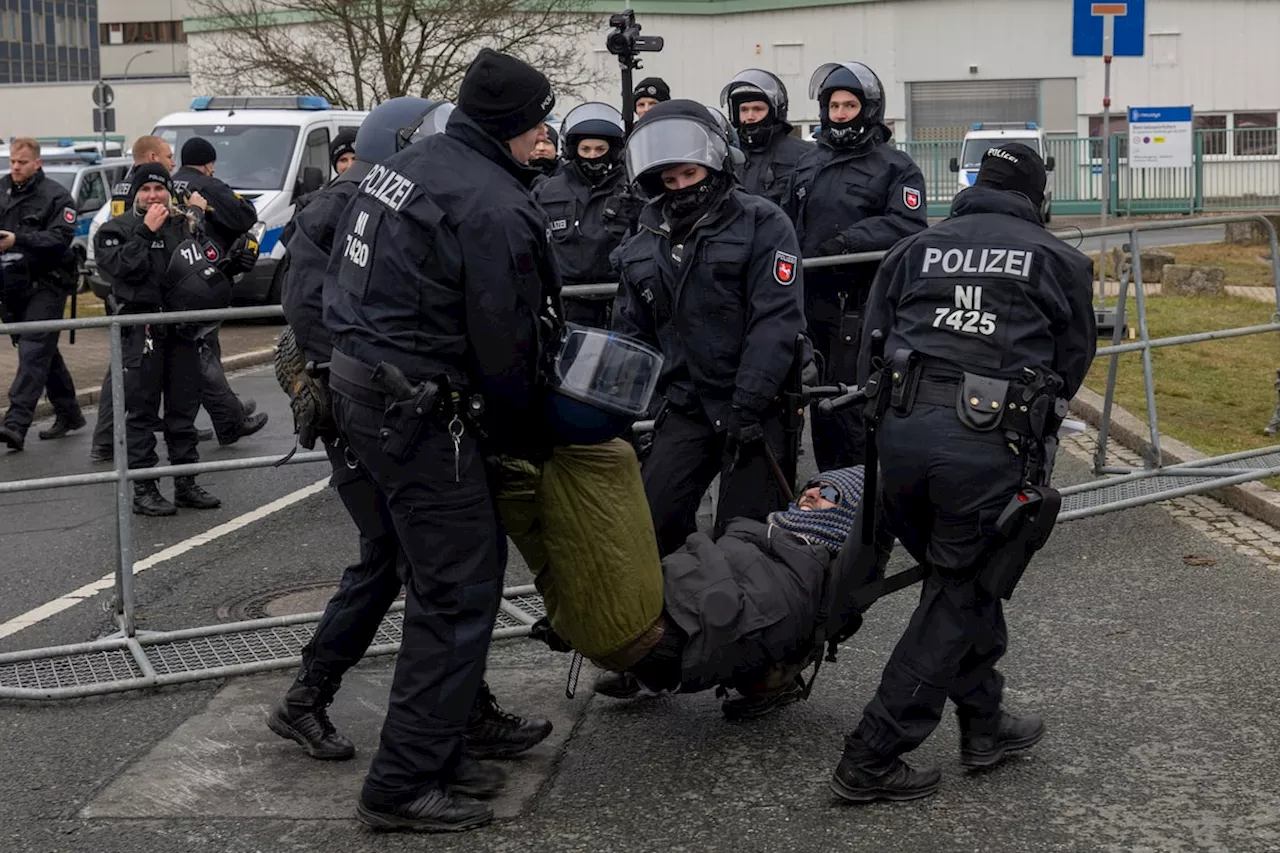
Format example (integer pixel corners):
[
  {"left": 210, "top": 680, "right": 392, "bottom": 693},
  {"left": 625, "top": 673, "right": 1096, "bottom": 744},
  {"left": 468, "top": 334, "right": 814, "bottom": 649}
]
[{"left": 767, "top": 466, "right": 865, "bottom": 553}]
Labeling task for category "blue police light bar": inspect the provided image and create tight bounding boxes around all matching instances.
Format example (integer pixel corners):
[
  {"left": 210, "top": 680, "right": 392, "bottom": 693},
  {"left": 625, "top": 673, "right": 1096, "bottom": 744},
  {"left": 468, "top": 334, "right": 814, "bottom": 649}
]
[
  {"left": 1026, "top": 121, "right": 1038, "bottom": 129},
  {"left": 973, "top": 122, "right": 983, "bottom": 130},
  {"left": 190, "top": 95, "right": 332, "bottom": 111}
]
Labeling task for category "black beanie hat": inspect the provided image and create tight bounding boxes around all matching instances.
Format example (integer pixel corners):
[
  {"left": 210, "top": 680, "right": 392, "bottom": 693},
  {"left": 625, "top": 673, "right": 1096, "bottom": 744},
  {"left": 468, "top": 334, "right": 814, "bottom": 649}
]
[
  {"left": 181, "top": 136, "right": 217, "bottom": 168},
  {"left": 975, "top": 142, "right": 1047, "bottom": 211},
  {"left": 131, "top": 162, "right": 173, "bottom": 195},
  {"left": 329, "top": 129, "right": 357, "bottom": 169},
  {"left": 633, "top": 77, "right": 670, "bottom": 103},
  {"left": 545, "top": 124, "right": 559, "bottom": 149},
  {"left": 457, "top": 48, "right": 555, "bottom": 141}
]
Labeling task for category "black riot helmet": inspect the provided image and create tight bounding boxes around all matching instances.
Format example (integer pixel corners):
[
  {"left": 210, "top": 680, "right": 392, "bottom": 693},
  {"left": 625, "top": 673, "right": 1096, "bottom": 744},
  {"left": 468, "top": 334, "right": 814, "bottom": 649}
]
[
  {"left": 808, "top": 61, "right": 885, "bottom": 147},
  {"left": 719, "top": 68, "right": 790, "bottom": 127},
  {"left": 625, "top": 99, "right": 732, "bottom": 197},
  {"left": 705, "top": 106, "right": 746, "bottom": 171},
  {"left": 354, "top": 97, "right": 453, "bottom": 163},
  {"left": 561, "top": 102, "right": 626, "bottom": 182}
]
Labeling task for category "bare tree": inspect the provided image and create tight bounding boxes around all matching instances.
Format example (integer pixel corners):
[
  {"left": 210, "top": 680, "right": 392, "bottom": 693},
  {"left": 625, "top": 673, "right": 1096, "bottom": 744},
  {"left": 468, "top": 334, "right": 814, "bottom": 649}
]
[{"left": 189, "top": 0, "right": 608, "bottom": 110}]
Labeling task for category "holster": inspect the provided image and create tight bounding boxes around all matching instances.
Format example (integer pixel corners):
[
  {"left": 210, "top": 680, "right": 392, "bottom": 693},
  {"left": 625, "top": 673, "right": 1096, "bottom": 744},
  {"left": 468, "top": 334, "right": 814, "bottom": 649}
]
[
  {"left": 826, "top": 292, "right": 861, "bottom": 383},
  {"left": 977, "top": 485, "right": 1062, "bottom": 600},
  {"left": 956, "top": 372, "right": 1010, "bottom": 432},
  {"left": 373, "top": 371, "right": 439, "bottom": 464},
  {"left": 888, "top": 349, "right": 922, "bottom": 416}
]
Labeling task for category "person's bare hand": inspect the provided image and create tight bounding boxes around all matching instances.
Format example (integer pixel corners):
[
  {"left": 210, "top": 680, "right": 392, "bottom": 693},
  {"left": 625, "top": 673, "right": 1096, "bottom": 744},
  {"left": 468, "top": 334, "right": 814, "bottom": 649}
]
[
  {"left": 0, "top": 231, "right": 15, "bottom": 252},
  {"left": 143, "top": 204, "right": 169, "bottom": 231},
  {"left": 187, "top": 191, "right": 208, "bottom": 211}
]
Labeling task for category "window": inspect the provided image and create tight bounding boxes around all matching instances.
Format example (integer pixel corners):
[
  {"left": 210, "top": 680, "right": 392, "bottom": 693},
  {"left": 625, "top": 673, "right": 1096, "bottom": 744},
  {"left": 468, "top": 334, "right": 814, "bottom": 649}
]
[
  {"left": 80, "top": 17, "right": 88, "bottom": 48},
  {"left": 77, "top": 172, "right": 108, "bottom": 213},
  {"left": 32, "top": 13, "right": 44, "bottom": 44},
  {"left": 157, "top": 125, "right": 301, "bottom": 191},
  {"left": 1194, "top": 114, "right": 1228, "bottom": 156},
  {"left": 3, "top": 9, "right": 17, "bottom": 41},
  {"left": 54, "top": 15, "right": 63, "bottom": 45},
  {"left": 1234, "top": 112, "right": 1278, "bottom": 156},
  {"left": 102, "top": 20, "right": 186, "bottom": 45},
  {"left": 1089, "top": 115, "right": 1129, "bottom": 159},
  {"left": 303, "top": 127, "right": 332, "bottom": 177}
]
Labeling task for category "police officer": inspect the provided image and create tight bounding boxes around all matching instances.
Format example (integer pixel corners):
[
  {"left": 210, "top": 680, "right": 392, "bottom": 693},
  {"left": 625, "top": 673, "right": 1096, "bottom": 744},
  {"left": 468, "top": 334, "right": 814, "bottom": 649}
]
[
  {"left": 272, "top": 96, "right": 550, "bottom": 769},
  {"left": 829, "top": 143, "right": 1095, "bottom": 803},
  {"left": 720, "top": 69, "right": 813, "bottom": 207},
  {"left": 93, "top": 164, "right": 224, "bottom": 515},
  {"left": 788, "top": 61, "right": 928, "bottom": 471},
  {"left": 533, "top": 102, "right": 632, "bottom": 329},
  {"left": 323, "top": 48, "right": 560, "bottom": 832},
  {"left": 0, "top": 137, "right": 83, "bottom": 451},
  {"left": 612, "top": 100, "right": 807, "bottom": 558},
  {"left": 529, "top": 124, "right": 561, "bottom": 179},
  {"left": 632, "top": 76, "right": 670, "bottom": 118},
  {"left": 330, "top": 129, "right": 357, "bottom": 177}
]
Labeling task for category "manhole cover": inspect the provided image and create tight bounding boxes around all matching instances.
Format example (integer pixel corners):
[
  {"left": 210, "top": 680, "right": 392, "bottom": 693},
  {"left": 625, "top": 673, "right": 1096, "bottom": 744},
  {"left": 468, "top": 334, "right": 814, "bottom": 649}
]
[{"left": 218, "top": 582, "right": 404, "bottom": 621}]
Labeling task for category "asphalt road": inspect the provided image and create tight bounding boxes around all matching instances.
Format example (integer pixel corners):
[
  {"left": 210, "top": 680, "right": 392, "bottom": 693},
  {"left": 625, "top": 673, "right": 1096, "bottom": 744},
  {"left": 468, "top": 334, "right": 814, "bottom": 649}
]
[
  {"left": 1072, "top": 223, "right": 1225, "bottom": 255},
  {"left": 2, "top": 365, "right": 1280, "bottom": 853}
]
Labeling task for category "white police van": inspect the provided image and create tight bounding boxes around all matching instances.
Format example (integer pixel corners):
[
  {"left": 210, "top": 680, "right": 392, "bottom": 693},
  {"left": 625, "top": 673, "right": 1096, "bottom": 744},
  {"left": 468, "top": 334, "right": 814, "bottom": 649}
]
[
  {"left": 949, "top": 122, "right": 1056, "bottom": 222},
  {"left": 85, "top": 95, "right": 368, "bottom": 304}
]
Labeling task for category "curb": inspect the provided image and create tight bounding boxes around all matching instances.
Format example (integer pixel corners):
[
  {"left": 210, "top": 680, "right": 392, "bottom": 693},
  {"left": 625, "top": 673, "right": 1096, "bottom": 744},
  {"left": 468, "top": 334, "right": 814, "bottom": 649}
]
[
  {"left": 29, "top": 346, "right": 278, "bottom": 421},
  {"left": 1069, "top": 385, "right": 1280, "bottom": 529}
]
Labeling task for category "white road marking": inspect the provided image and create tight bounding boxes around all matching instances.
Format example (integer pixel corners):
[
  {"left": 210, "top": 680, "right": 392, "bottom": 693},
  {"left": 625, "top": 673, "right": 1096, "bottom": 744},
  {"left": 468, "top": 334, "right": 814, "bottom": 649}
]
[{"left": 0, "top": 477, "right": 330, "bottom": 640}]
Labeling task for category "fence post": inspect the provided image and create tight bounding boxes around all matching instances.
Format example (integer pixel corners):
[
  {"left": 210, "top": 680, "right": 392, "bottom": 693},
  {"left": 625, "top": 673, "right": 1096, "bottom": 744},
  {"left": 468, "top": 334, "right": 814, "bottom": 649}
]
[
  {"left": 108, "top": 320, "right": 136, "bottom": 637},
  {"left": 1128, "top": 227, "right": 1163, "bottom": 468},
  {"left": 1192, "top": 132, "right": 1204, "bottom": 215},
  {"left": 1108, "top": 134, "right": 1121, "bottom": 218}
]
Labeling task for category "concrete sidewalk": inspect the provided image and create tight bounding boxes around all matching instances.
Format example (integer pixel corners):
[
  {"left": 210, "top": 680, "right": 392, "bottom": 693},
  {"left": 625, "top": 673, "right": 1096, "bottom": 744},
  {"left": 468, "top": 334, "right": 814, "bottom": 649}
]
[{"left": 0, "top": 320, "right": 283, "bottom": 415}]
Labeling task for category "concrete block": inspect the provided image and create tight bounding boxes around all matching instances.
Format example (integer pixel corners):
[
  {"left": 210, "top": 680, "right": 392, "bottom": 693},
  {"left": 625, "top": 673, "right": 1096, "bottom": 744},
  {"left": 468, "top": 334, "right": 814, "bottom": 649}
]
[{"left": 1163, "top": 264, "right": 1226, "bottom": 296}]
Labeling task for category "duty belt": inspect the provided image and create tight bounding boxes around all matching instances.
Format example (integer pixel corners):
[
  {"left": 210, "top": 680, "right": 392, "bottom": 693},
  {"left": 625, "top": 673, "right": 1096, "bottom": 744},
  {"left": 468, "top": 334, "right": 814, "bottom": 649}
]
[
  {"left": 328, "top": 348, "right": 447, "bottom": 414},
  {"left": 908, "top": 373, "right": 1040, "bottom": 437}
]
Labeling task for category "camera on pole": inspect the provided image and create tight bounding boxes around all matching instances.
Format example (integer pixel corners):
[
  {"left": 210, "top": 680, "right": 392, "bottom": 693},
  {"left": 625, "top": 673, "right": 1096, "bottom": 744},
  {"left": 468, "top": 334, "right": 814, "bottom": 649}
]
[{"left": 606, "top": 8, "right": 663, "bottom": 134}]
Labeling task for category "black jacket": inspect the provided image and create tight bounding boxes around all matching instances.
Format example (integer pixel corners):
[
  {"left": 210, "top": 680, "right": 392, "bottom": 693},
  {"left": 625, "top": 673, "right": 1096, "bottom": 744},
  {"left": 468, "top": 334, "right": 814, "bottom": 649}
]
[
  {"left": 532, "top": 163, "right": 633, "bottom": 287},
  {"left": 787, "top": 125, "right": 928, "bottom": 311},
  {"left": 324, "top": 109, "right": 562, "bottom": 454},
  {"left": 280, "top": 165, "right": 365, "bottom": 364},
  {"left": 611, "top": 185, "right": 806, "bottom": 426},
  {"left": 663, "top": 519, "right": 829, "bottom": 693},
  {"left": 94, "top": 206, "right": 196, "bottom": 309},
  {"left": 740, "top": 124, "right": 813, "bottom": 208},
  {"left": 170, "top": 166, "right": 258, "bottom": 254},
  {"left": 859, "top": 186, "right": 1096, "bottom": 397},
  {"left": 0, "top": 170, "right": 77, "bottom": 291}
]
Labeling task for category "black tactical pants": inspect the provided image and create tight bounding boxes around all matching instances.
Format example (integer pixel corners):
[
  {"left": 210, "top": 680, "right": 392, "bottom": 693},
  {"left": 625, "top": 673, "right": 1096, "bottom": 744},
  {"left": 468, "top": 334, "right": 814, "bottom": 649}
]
[
  {"left": 2, "top": 287, "right": 81, "bottom": 436},
  {"left": 642, "top": 403, "right": 791, "bottom": 558},
  {"left": 852, "top": 405, "right": 1022, "bottom": 758},
  {"left": 293, "top": 439, "right": 405, "bottom": 692},
  {"left": 197, "top": 327, "right": 247, "bottom": 442},
  {"left": 806, "top": 303, "right": 866, "bottom": 471},
  {"left": 122, "top": 323, "right": 200, "bottom": 471},
  {"left": 333, "top": 392, "right": 504, "bottom": 807}
]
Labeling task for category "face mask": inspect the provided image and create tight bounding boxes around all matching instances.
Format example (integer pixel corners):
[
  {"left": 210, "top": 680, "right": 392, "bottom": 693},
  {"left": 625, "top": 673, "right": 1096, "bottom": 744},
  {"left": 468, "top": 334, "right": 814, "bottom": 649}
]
[
  {"left": 665, "top": 172, "right": 719, "bottom": 219},
  {"left": 738, "top": 121, "right": 779, "bottom": 150},
  {"left": 529, "top": 157, "right": 558, "bottom": 175},
  {"left": 575, "top": 155, "right": 614, "bottom": 184},
  {"left": 823, "top": 118, "right": 867, "bottom": 147}
]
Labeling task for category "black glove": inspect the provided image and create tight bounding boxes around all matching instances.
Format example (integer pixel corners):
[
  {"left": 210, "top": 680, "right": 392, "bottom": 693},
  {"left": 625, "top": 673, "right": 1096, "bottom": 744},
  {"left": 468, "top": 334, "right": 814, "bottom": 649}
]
[
  {"left": 818, "top": 234, "right": 848, "bottom": 257},
  {"left": 530, "top": 617, "right": 573, "bottom": 653},
  {"left": 726, "top": 406, "right": 765, "bottom": 446},
  {"left": 602, "top": 189, "right": 643, "bottom": 237}
]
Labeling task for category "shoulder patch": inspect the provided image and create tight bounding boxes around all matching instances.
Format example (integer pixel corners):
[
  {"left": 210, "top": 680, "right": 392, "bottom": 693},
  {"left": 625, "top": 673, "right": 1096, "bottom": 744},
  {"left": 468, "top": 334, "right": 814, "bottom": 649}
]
[
  {"left": 773, "top": 250, "right": 798, "bottom": 286},
  {"left": 63, "top": 207, "right": 76, "bottom": 224},
  {"left": 902, "top": 186, "right": 922, "bottom": 211},
  {"left": 110, "top": 200, "right": 125, "bottom": 217}
]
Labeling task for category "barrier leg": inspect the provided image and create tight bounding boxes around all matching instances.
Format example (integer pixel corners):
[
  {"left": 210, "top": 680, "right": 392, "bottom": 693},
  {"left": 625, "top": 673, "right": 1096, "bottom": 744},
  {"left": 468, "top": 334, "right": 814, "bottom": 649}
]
[{"left": 108, "top": 321, "right": 137, "bottom": 637}]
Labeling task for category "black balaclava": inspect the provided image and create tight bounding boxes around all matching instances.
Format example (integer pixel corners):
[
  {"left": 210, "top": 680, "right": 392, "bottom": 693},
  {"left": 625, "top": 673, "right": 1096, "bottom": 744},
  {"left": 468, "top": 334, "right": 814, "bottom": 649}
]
[
  {"left": 729, "top": 89, "right": 782, "bottom": 151},
  {"left": 665, "top": 169, "right": 729, "bottom": 227},
  {"left": 817, "top": 64, "right": 884, "bottom": 149},
  {"left": 570, "top": 137, "right": 622, "bottom": 185}
]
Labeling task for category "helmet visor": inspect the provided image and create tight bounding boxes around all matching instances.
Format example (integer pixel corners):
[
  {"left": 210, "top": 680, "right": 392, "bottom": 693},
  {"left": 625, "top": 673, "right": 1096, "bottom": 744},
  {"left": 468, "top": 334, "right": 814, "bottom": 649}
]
[
  {"left": 719, "top": 69, "right": 787, "bottom": 110},
  {"left": 400, "top": 101, "right": 455, "bottom": 149},
  {"left": 562, "top": 102, "right": 625, "bottom": 138},
  {"left": 808, "top": 61, "right": 883, "bottom": 102},
  {"left": 625, "top": 116, "right": 728, "bottom": 182},
  {"left": 552, "top": 325, "right": 664, "bottom": 417}
]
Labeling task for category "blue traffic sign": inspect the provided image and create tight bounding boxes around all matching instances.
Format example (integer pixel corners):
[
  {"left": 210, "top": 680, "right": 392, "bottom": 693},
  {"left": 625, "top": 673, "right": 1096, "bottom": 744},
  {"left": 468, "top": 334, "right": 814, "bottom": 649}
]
[
  {"left": 1129, "top": 106, "right": 1193, "bottom": 124},
  {"left": 1072, "top": 0, "right": 1145, "bottom": 57}
]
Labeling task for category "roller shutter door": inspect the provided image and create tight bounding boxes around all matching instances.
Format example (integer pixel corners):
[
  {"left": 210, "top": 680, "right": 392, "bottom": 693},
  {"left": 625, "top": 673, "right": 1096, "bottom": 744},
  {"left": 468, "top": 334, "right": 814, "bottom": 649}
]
[{"left": 908, "top": 80, "right": 1041, "bottom": 141}]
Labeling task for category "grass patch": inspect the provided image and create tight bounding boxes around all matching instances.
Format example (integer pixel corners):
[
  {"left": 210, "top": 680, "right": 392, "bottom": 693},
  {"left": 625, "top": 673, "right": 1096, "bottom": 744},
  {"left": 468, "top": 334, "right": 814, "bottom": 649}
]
[
  {"left": 1089, "top": 241, "right": 1276, "bottom": 288},
  {"left": 1085, "top": 294, "right": 1280, "bottom": 479},
  {"left": 67, "top": 291, "right": 106, "bottom": 319}
]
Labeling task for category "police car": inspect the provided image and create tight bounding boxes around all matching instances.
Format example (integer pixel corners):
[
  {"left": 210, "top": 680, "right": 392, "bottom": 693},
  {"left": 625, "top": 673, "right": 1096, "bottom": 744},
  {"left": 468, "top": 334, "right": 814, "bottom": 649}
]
[
  {"left": 85, "top": 95, "right": 368, "bottom": 305},
  {"left": 949, "top": 122, "right": 1056, "bottom": 222},
  {"left": 0, "top": 146, "right": 132, "bottom": 283}
]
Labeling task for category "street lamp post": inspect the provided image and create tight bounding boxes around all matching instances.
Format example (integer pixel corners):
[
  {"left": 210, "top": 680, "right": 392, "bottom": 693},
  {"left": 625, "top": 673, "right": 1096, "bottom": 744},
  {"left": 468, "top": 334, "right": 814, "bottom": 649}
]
[
  {"left": 100, "top": 49, "right": 156, "bottom": 154},
  {"left": 122, "top": 48, "right": 156, "bottom": 80}
]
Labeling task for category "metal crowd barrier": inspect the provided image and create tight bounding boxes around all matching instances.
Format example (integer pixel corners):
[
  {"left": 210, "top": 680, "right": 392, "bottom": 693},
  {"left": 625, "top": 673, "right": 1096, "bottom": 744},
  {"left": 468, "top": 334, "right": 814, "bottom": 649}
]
[{"left": 0, "top": 214, "right": 1278, "bottom": 699}]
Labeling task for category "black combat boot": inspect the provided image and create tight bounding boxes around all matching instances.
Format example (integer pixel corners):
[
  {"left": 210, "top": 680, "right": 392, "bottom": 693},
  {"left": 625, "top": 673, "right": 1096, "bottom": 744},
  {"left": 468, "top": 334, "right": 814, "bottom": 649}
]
[
  {"left": 594, "top": 671, "right": 643, "bottom": 699},
  {"left": 90, "top": 444, "right": 113, "bottom": 463},
  {"left": 356, "top": 788, "right": 492, "bottom": 833},
  {"left": 959, "top": 710, "right": 1045, "bottom": 770},
  {"left": 132, "top": 480, "right": 176, "bottom": 517},
  {"left": 173, "top": 476, "right": 221, "bottom": 510},
  {"left": 219, "top": 411, "right": 269, "bottom": 446},
  {"left": 0, "top": 424, "right": 25, "bottom": 451},
  {"left": 266, "top": 682, "right": 356, "bottom": 761},
  {"left": 38, "top": 412, "right": 87, "bottom": 440},
  {"left": 463, "top": 681, "right": 553, "bottom": 759},
  {"left": 830, "top": 737, "right": 942, "bottom": 804},
  {"left": 447, "top": 755, "right": 507, "bottom": 799}
]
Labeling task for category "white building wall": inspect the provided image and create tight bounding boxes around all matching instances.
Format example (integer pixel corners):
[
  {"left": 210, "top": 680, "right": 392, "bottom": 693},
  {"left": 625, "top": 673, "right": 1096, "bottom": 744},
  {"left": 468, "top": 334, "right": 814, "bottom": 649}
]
[
  {"left": 0, "top": 78, "right": 193, "bottom": 143},
  {"left": 99, "top": 0, "right": 192, "bottom": 77}
]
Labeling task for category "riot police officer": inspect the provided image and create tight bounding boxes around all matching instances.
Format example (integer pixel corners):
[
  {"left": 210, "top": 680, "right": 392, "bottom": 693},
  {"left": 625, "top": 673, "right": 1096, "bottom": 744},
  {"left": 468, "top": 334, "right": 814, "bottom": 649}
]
[
  {"left": 720, "top": 69, "right": 813, "bottom": 207},
  {"left": 93, "top": 164, "right": 225, "bottom": 515},
  {"left": 632, "top": 76, "right": 670, "bottom": 117},
  {"left": 323, "top": 48, "right": 560, "bottom": 832},
  {"left": 829, "top": 143, "right": 1095, "bottom": 803},
  {"left": 0, "top": 138, "right": 83, "bottom": 451},
  {"left": 788, "top": 61, "right": 928, "bottom": 471},
  {"left": 529, "top": 124, "right": 561, "bottom": 178},
  {"left": 271, "top": 96, "right": 550, "bottom": 770},
  {"left": 612, "top": 99, "right": 807, "bottom": 558},
  {"left": 532, "top": 102, "right": 632, "bottom": 328}
]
